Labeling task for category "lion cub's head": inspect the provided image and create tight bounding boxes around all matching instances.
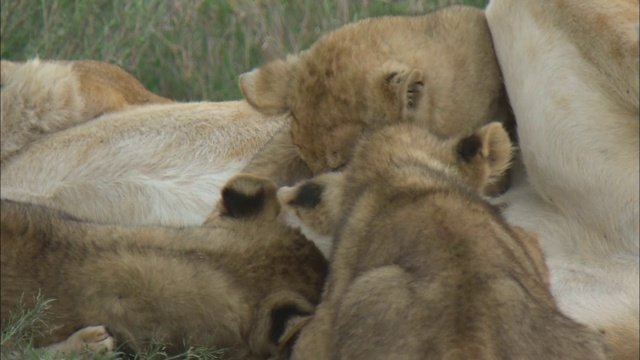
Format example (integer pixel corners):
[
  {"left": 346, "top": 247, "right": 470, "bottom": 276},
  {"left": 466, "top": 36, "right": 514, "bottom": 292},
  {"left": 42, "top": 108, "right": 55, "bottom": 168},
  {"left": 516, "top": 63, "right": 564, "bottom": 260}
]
[
  {"left": 277, "top": 121, "right": 513, "bottom": 257},
  {"left": 277, "top": 172, "right": 344, "bottom": 258},
  {"left": 240, "top": 6, "right": 510, "bottom": 174}
]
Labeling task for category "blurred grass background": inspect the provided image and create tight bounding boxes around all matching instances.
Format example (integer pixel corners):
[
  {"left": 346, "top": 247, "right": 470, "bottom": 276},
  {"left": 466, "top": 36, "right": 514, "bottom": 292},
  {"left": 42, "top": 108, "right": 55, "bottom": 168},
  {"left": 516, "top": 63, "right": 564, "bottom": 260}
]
[{"left": 1, "top": 0, "right": 489, "bottom": 102}]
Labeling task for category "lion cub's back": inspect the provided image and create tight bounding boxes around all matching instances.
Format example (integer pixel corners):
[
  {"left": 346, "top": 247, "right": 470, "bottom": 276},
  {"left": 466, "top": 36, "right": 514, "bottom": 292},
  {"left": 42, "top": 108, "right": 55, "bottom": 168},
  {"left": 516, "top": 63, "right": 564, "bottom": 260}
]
[{"left": 326, "top": 179, "right": 605, "bottom": 357}]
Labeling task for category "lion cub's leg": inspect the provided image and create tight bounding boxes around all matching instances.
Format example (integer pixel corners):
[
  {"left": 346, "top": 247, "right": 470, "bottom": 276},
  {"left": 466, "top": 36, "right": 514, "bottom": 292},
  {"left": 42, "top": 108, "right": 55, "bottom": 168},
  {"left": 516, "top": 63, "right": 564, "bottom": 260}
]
[{"left": 41, "top": 325, "right": 114, "bottom": 359}]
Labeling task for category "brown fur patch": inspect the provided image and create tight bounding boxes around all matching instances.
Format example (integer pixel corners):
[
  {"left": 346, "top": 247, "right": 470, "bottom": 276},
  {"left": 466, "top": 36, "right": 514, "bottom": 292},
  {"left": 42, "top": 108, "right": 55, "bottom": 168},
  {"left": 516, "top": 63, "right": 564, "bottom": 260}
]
[{"left": 0, "top": 175, "right": 328, "bottom": 359}]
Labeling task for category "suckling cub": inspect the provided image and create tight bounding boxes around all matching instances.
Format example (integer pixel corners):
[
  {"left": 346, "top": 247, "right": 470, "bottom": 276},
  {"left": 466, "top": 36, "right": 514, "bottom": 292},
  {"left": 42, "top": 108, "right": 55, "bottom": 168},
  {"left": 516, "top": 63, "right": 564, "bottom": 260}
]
[
  {"left": 277, "top": 122, "right": 607, "bottom": 359},
  {"left": 1, "top": 174, "right": 328, "bottom": 359}
]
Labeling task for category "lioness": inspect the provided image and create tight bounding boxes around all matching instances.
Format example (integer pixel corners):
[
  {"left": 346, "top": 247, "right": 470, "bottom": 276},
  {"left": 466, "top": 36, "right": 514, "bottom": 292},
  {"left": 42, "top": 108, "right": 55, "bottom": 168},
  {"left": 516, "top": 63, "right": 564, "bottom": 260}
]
[
  {"left": 1, "top": 59, "right": 171, "bottom": 164},
  {"left": 1, "top": 100, "right": 287, "bottom": 226},
  {"left": 240, "top": 5, "right": 513, "bottom": 180},
  {"left": 277, "top": 122, "right": 607, "bottom": 359},
  {"left": 1, "top": 174, "right": 328, "bottom": 359},
  {"left": 486, "top": 0, "right": 639, "bottom": 358}
]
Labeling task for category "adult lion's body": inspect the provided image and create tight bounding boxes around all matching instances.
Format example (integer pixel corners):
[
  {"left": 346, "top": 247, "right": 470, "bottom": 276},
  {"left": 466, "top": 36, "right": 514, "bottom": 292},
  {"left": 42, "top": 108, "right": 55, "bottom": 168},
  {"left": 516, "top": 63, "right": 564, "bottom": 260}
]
[
  {"left": 486, "top": 0, "right": 639, "bottom": 358},
  {"left": 1, "top": 101, "right": 285, "bottom": 226},
  {"left": 0, "top": 59, "right": 171, "bottom": 164}
]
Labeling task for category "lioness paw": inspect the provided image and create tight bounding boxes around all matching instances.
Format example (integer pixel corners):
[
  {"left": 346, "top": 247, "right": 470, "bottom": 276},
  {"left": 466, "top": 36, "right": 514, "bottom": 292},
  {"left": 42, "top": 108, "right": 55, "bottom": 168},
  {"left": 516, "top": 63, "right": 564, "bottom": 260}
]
[{"left": 52, "top": 325, "right": 114, "bottom": 357}]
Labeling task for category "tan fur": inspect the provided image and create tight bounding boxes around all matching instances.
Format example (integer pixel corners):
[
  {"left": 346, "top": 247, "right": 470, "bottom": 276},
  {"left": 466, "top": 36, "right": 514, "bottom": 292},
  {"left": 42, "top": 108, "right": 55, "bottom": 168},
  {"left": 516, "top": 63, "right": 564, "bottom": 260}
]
[
  {"left": 0, "top": 174, "right": 328, "bottom": 359},
  {"left": 1, "top": 101, "right": 286, "bottom": 226},
  {"left": 0, "top": 59, "right": 171, "bottom": 164},
  {"left": 240, "top": 6, "right": 513, "bottom": 177},
  {"left": 277, "top": 172, "right": 344, "bottom": 258},
  {"left": 278, "top": 123, "right": 606, "bottom": 359},
  {"left": 240, "top": 121, "right": 313, "bottom": 188},
  {"left": 486, "top": 1, "right": 639, "bottom": 358},
  {"left": 43, "top": 326, "right": 114, "bottom": 359},
  {"left": 70, "top": 60, "right": 172, "bottom": 115},
  {"left": 278, "top": 122, "right": 513, "bottom": 258}
]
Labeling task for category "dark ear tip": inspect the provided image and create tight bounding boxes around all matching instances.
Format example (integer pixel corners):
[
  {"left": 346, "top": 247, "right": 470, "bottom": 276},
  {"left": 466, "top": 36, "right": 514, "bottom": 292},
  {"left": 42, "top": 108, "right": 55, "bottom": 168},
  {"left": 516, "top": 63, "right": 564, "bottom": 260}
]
[
  {"left": 457, "top": 134, "right": 482, "bottom": 163},
  {"left": 289, "top": 182, "right": 324, "bottom": 208},
  {"left": 270, "top": 304, "right": 310, "bottom": 345},
  {"left": 221, "top": 186, "right": 265, "bottom": 218}
]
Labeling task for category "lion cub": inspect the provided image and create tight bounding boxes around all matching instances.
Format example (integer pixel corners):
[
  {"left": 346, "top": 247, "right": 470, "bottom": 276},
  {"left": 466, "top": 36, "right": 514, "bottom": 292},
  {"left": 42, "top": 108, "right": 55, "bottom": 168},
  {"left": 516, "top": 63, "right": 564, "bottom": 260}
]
[
  {"left": 1, "top": 58, "right": 171, "bottom": 164},
  {"left": 240, "top": 5, "right": 512, "bottom": 184},
  {"left": 277, "top": 122, "right": 607, "bottom": 359},
  {"left": 1, "top": 174, "right": 327, "bottom": 359}
]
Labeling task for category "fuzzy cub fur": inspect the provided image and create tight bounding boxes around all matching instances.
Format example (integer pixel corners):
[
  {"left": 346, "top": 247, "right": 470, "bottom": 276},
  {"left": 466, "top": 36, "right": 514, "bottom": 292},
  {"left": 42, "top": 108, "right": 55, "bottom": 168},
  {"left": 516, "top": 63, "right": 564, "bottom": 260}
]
[
  {"left": 277, "top": 122, "right": 607, "bottom": 360},
  {"left": 240, "top": 5, "right": 512, "bottom": 179},
  {"left": 0, "top": 59, "right": 171, "bottom": 164},
  {"left": 0, "top": 174, "right": 328, "bottom": 359},
  {"left": 486, "top": 0, "right": 639, "bottom": 358},
  {"left": 1, "top": 101, "right": 286, "bottom": 226}
]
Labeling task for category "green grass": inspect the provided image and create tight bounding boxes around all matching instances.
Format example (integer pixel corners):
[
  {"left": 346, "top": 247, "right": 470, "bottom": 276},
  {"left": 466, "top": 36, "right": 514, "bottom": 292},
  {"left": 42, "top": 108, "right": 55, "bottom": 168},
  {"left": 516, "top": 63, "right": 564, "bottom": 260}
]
[
  {"left": 1, "top": 292, "right": 55, "bottom": 358},
  {"left": 1, "top": 0, "right": 489, "bottom": 102},
  {"left": 1, "top": 294, "right": 227, "bottom": 359}
]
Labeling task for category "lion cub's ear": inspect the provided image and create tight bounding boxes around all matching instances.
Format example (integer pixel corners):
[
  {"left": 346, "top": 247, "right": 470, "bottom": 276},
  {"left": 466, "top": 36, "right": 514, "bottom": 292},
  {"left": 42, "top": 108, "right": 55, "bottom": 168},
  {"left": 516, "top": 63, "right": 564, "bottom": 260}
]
[
  {"left": 239, "top": 56, "right": 298, "bottom": 116},
  {"left": 250, "top": 290, "right": 315, "bottom": 359},
  {"left": 204, "top": 174, "right": 279, "bottom": 225},
  {"left": 277, "top": 172, "right": 344, "bottom": 258},
  {"left": 375, "top": 61, "right": 426, "bottom": 123},
  {"left": 457, "top": 122, "right": 513, "bottom": 192}
]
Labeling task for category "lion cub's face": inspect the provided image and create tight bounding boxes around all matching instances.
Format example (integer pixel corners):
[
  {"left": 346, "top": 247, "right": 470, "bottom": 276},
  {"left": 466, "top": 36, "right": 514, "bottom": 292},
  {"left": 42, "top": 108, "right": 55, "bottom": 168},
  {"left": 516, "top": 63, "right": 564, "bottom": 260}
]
[
  {"left": 240, "top": 6, "right": 509, "bottom": 174},
  {"left": 277, "top": 172, "right": 344, "bottom": 258},
  {"left": 277, "top": 121, "right": 513, "bottom": 258}
]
